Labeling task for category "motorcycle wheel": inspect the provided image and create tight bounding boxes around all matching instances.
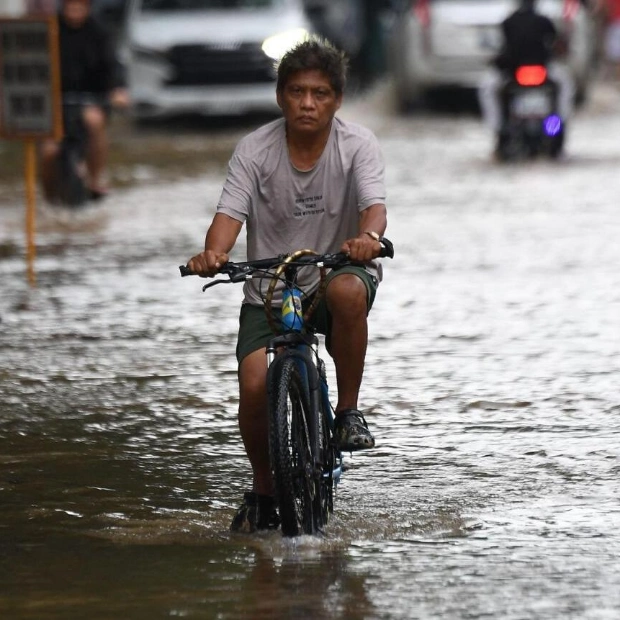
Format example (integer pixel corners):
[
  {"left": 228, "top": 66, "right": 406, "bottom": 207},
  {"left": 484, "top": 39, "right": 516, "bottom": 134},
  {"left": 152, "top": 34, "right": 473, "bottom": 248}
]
[{"left": 495, "top": 128, "right": 523, "bottom": 162}]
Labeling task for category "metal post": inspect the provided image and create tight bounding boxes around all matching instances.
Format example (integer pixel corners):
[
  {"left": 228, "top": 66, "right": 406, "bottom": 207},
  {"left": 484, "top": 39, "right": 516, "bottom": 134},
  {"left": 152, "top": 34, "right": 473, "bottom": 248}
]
[{"left": 25, "top": 138, "right": 37, "bottom": 287}]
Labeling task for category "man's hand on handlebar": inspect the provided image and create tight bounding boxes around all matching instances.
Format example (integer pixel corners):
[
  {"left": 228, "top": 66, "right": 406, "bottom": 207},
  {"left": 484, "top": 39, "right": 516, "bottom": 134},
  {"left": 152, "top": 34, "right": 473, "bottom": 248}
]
[
  {"left": 341, "top": 233, "right": 382, "bottom": 263},
  {"left": 186, "top": 250, "right": 229, "bottom": 277}
]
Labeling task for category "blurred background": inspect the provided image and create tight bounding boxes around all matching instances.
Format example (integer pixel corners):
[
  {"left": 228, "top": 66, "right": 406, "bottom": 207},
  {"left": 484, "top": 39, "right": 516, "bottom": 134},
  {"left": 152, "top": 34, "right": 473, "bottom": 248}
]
[
  {"left": 0, "top": 0, "right": 612, "bottom": 186},
  {"left": 2, "top": 1, "right": 620, "bottom": 619}
]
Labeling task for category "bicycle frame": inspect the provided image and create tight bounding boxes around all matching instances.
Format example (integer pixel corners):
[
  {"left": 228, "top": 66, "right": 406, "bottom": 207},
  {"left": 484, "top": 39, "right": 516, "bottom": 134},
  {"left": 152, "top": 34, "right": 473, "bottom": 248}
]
[{"left": 265, "top": 266, "right": 342, "bottom": 487}]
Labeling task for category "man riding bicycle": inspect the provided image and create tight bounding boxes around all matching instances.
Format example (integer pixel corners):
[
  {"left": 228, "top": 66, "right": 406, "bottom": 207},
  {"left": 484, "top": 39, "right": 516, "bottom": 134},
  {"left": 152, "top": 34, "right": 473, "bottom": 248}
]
[
  {"left": 186, "top": 38, "right": 388, "bottom": 533},
  {"left": 40, "top": 0, "right": 129, "bottom": 202}
]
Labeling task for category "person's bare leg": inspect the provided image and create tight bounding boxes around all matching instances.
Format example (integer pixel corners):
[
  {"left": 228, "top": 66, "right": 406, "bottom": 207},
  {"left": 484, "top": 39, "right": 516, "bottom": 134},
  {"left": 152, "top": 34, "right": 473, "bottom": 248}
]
[
  {"left": 325, "top": 273, "right": 369, "bottom": 413},
  {"left": 82, "top": 105, "right": 108, "bottom": 193},
  {"left": 39, "top": 139, "right": 60, "bottom": 202},
  {"left": 238, "top": 348, "right": 273, "bottom": 495}
]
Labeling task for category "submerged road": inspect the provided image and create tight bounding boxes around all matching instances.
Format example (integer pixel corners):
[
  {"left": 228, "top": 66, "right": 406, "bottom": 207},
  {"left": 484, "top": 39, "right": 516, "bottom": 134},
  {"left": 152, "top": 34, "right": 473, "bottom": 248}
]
[{"left": 1, "top": 78, "right": 619, "bottom": 619}]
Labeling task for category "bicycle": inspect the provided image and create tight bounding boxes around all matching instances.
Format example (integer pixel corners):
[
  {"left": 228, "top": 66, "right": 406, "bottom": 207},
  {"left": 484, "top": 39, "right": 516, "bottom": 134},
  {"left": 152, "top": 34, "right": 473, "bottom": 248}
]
[{"left": 180, "top": 238, "right": 394, "bottom": 537}]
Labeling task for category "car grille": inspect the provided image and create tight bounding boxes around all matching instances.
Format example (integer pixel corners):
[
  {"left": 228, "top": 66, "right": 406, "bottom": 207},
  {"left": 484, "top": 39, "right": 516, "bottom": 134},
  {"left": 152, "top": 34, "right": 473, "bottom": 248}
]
[{"left": 165, "top": 43, "right": 277, "bottom": 86}]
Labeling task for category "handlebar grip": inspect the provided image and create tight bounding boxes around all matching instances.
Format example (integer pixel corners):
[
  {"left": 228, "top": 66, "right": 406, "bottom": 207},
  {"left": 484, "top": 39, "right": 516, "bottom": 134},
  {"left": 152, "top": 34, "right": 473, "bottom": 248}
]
[
  {"left": 179, "top": 265, "right": 194, "bottom": 277},
  {"left": 379, "top": 237, "right": 395, "bottom": 259}
]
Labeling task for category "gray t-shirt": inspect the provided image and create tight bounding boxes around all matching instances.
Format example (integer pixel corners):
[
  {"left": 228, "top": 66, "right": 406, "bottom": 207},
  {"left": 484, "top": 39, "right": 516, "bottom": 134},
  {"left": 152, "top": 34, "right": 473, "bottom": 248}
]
[{"left": 216, "top": 116, "right": 386, "bottom": 305}]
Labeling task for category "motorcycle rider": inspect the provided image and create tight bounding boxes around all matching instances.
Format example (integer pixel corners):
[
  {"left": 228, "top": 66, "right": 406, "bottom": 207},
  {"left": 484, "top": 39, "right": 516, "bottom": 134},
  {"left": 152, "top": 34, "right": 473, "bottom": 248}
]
[
  {"left": 478, "top": 0, "right": 575, "bottom": 154},
  {"left": 40, "top": 0, "right": 129, "bottom": 202}
]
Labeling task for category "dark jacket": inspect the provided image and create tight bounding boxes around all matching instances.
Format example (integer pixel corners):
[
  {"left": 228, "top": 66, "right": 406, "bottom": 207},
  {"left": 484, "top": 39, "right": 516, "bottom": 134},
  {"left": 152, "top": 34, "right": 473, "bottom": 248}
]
[
  {"left": 494, "top": 7, "right": 557, "bottom": 71},
  {"left": 57, "top": 13, "right": 125, "bottom": 94}
]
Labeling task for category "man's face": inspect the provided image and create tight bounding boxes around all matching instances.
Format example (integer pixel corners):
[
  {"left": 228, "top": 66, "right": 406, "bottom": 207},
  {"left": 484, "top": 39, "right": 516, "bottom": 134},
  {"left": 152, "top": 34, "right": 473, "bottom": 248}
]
[
  {"left": 62, "top": 0, "right": 90, "bottom": 27},
  {"left": 277, "top": 70, "right": 342, "bottom": 136}
]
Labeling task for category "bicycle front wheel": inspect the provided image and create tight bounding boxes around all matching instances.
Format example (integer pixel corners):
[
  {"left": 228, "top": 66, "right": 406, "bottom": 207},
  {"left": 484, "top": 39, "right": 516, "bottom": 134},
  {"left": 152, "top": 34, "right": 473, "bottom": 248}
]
[{"left": 268, "top": 356, "right": 320, "bottom": 537}]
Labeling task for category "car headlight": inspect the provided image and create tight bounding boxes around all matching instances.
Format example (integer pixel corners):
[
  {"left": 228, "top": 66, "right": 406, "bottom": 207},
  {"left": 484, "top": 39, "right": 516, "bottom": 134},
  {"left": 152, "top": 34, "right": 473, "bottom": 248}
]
[{"left": 262, "top": 28, "right": 310, "bottom": 60}]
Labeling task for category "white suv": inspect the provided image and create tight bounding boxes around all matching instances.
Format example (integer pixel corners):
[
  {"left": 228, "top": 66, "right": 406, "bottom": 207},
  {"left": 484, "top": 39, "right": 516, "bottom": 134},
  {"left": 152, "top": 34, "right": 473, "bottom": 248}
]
[
  {"left": 387, "top": 0, "right": 598, "bottom": 110},
  {"left": 121, "top": 0, "right": 314, "bottom": 120}
]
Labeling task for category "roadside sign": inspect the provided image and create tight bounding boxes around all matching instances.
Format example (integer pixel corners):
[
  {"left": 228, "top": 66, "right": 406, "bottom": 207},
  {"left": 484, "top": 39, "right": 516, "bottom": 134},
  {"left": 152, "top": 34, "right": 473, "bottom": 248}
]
[
  {"left": 0, "top": 16, "right": 62, "bottom": 287},
  {"left": 0, "top": 15, "right": 62, "bottom": 140}
]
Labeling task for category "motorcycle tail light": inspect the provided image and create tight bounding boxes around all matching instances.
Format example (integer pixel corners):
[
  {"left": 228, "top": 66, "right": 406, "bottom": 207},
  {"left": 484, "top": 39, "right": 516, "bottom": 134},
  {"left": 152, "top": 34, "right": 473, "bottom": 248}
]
[
  {"left": 515, "top": 65, "right": 547, "bottom": 87},
  {"left": 414, "top": 0, "right": 430, "bottom": 27}
]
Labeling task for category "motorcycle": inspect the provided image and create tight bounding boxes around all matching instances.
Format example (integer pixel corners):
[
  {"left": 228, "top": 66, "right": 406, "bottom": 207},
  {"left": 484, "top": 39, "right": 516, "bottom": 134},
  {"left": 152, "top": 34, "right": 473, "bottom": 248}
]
[{"left": 496, "top": 65, "right": 565, "bottom": 162}]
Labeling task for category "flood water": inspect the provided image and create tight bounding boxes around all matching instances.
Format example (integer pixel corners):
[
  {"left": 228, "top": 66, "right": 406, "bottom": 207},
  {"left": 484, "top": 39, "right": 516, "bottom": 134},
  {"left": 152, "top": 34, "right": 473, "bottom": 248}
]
[{"left": 1, "top": 80, "right": 620, "bottom": 619}]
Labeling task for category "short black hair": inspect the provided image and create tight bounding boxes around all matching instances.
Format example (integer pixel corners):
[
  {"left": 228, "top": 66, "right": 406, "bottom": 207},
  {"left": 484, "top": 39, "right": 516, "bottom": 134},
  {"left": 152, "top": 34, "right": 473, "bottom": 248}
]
[{"left": 276, "top": 37, "right": 348, "bottom": 95}]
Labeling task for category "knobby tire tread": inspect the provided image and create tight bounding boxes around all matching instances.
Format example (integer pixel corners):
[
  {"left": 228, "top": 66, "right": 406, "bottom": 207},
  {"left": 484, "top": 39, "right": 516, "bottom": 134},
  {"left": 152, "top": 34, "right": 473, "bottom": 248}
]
[{"left": 268, "top": 357, "right": 319, "bottom": 537}]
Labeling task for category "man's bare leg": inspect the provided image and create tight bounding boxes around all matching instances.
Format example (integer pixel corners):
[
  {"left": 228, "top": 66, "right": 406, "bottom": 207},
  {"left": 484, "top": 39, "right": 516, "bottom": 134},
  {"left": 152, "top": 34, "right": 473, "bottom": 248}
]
[
  {"left": 238, "top": 348, "right": 273, "bottom": 496},
  {"left": 39, "top": 139, "right": 60, "bottom": 202},
  {"left": 326, "top": 272, "right": 375, "bottom": 450},
  {"left": 326, "top": 273, "right": 368, "bottom": 412},
  {"left": 82, "top": 105, "right": 108, "bottom": 194}
]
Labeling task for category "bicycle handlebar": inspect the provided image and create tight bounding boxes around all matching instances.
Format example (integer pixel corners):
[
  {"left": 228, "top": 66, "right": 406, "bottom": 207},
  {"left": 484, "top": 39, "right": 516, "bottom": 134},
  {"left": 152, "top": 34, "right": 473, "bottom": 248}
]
[{"left": 179, "top": 237, "right": 394, "bottom": 285}]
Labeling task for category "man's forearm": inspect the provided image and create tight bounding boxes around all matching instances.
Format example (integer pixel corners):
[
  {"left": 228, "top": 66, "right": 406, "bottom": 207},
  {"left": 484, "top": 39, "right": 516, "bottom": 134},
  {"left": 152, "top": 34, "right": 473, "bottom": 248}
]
[
  {"left": 204, "top": 212, "right": 243, "bottom": 254},
  {"left": 358, "top": 203, "right": 387, "bottom": 237}
]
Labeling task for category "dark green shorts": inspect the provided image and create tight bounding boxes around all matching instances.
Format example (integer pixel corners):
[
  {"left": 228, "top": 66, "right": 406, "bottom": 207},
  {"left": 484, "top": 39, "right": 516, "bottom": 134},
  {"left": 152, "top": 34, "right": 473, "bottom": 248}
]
[{"left": 235, "top": 266, "right": 378, "bottom": 364}]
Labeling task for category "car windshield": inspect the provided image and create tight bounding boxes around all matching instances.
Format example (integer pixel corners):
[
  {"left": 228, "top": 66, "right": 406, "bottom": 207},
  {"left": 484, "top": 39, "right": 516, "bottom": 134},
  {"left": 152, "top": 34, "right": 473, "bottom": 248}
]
[{"left": 140, "top": 0, "right": 279, "bottom": 10}]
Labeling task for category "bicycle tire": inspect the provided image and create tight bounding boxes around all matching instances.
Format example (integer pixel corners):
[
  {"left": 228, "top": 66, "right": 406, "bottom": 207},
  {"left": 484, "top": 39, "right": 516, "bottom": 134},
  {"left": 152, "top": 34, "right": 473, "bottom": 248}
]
[{"left": 268, "top": 356, "right": 321, "bottom": 537}]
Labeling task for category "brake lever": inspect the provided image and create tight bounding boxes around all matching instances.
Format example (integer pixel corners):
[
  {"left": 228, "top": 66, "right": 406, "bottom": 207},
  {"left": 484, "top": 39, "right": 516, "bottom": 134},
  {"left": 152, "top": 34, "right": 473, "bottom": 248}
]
[
  {"left": 201, "top": 278, "right": 228, "bottom": 291},
  {"left": 229, "top": 266, "right": 253, "bottom": 283}
]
